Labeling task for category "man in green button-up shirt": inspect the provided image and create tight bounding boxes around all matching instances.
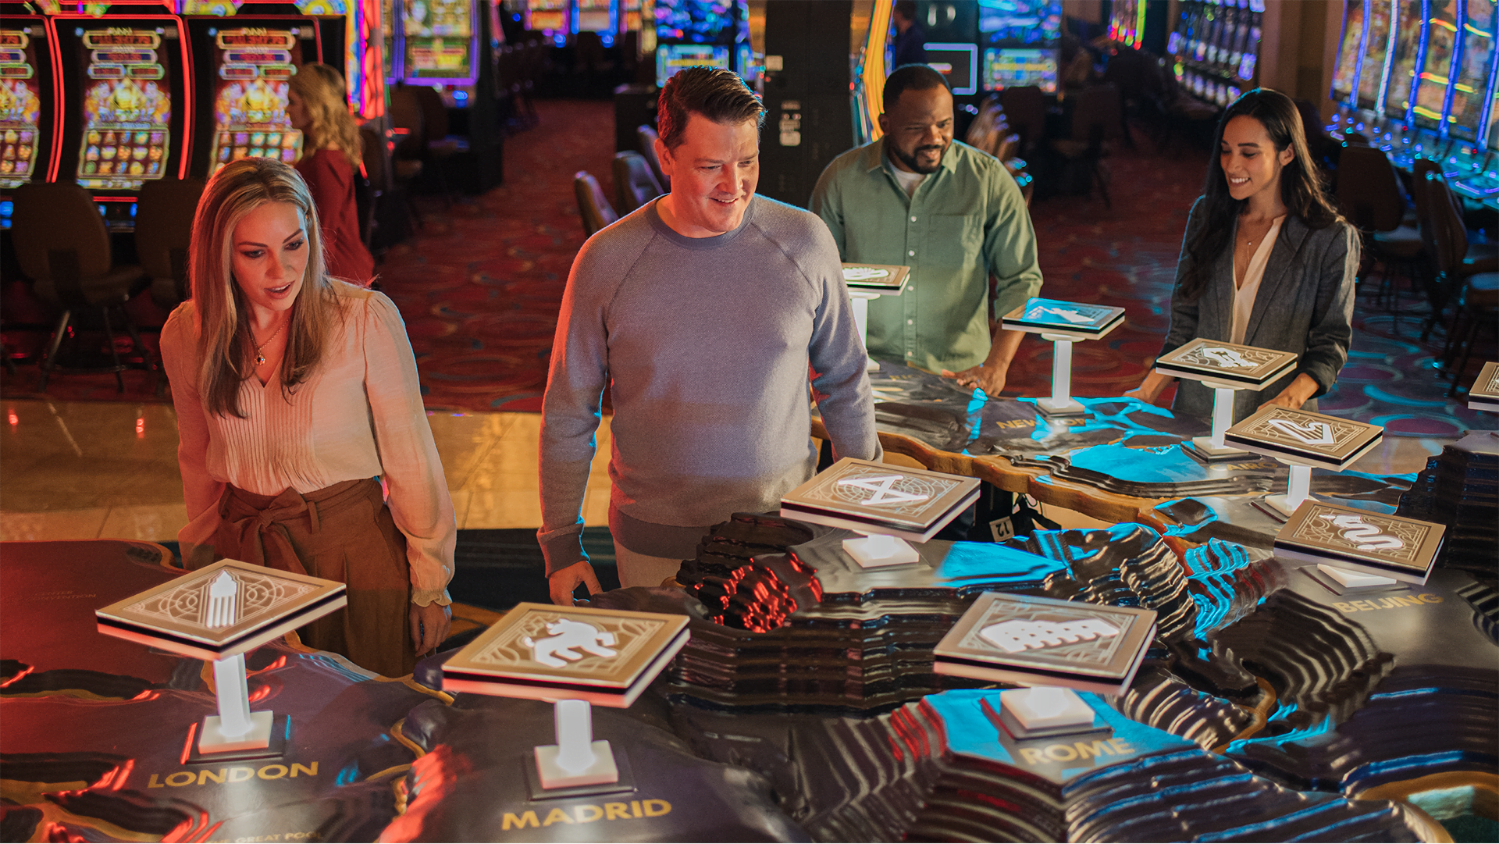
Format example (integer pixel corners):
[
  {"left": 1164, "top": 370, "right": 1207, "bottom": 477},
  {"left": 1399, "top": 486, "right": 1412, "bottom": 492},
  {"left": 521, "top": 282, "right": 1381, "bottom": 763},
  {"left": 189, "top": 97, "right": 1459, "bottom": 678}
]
[{"left": 811, "top": 65, "right": 1043, "bottom": 397}]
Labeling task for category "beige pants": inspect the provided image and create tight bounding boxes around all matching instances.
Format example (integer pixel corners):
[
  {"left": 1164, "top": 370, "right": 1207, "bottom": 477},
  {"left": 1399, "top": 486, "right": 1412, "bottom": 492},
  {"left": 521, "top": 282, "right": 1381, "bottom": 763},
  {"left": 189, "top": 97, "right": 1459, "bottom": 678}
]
[{"left": 613, "top": 543, "right": 685, "bottom": 589}]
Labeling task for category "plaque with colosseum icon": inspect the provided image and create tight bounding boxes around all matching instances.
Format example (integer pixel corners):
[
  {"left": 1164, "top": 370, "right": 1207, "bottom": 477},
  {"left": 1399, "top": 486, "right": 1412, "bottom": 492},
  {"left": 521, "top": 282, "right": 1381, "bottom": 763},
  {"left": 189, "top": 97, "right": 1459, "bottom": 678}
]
[
  {"left": 934, "top": 593, "right": 1157, "bottom": 696},
  {"left": 95, "top": 559, "right": 347, "bottom": 661},
  {"left": 441, "top": 603, "right": 691, "bottom": 707},
  {"left": 1468, "top": 361, "right": 1499, "bottom": 413},
  {"left": 1154, "top": 338, "right": 1297, "bottom": 389},
  {"left": 780, "top": 458, "right": 981, "bottom": 542},
  {"left": 840, "top": 263, "right": 910, "bottom": 293},
  {"left": 1274, "top": 501, "right": 1445, "bottom": 584},
  {"left": 1223, "top": 405, "right": 1383, "bottom": 470},
  {"left": 1000, "top": 298, "right": 1125, "bottom": 340}
]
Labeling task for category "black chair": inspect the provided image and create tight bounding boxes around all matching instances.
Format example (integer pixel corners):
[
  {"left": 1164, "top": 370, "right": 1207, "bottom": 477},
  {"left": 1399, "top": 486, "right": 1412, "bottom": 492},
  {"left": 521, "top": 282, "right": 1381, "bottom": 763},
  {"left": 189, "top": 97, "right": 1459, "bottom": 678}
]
[
  {"left": 997, "top": 85, "right": 1046, "bottom": 157},
  {"left": 135, "top": 178, "right": 205, "bottom": 310},
  {"left": 358, "top": 124, "right": 396, "bottom": 251},
  {"left": 411, "top": 84, "right": 466, "bottom": 205},
  {"left": 1419, "top": 172, "right": 1499, "bottom": 390},
  {"left": 612, "top": 151, "right": 664, "bottom": 214},
  {"left": 1048, "top": 83, "right": 1120, "bottom": 207},
  {"left": 1336, "top": 145, "right": 1421, "bottom": 310},
  {"left": 574, "top": 171, "right": 618, "bottom": 238},
  {"left": 637, "top": 125, "right": 668, "bottom": 191},
  {"left": 11, "top": 182, "right": 150, "bottom": 391}
]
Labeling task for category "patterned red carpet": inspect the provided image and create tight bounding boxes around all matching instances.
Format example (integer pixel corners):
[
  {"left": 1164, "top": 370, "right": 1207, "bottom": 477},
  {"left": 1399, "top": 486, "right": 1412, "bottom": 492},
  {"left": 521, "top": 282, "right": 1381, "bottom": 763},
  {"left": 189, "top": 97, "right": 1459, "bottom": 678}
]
[{"left": 1, "top": 99, "right": 1487, "bottom": 435}]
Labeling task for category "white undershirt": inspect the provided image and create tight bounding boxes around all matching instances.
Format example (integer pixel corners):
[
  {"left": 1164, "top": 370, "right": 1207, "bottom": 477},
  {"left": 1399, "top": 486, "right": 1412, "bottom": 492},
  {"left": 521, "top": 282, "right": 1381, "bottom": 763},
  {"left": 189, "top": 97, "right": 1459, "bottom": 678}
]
[
  {"left": 1230, "top": 215, "right": 1285, "bottom": 345},
  {"left": 889, "top": 164, "right": 927, "bottom": 196}
]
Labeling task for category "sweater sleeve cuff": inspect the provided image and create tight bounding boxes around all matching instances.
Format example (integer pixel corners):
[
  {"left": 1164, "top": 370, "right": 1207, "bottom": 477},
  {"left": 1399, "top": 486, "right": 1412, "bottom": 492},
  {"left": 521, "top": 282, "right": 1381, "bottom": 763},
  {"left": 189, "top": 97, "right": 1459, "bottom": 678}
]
[{"left": 538, "top": 524, "right": 589, "bottom": 577}]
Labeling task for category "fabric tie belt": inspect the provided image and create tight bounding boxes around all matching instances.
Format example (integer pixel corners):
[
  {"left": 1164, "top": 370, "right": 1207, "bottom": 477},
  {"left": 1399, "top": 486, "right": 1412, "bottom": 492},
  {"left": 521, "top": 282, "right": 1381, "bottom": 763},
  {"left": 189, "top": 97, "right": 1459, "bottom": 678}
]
[{"left": 217, "top": 478, "right": 374, "bottom": 575}]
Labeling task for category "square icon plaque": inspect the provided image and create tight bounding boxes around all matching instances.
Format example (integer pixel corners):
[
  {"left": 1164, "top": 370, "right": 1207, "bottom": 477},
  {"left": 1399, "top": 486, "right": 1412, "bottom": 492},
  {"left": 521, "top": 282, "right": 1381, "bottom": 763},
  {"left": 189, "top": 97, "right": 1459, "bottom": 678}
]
[
  {"left": 1468, "top": 361, "right": 1499, "bottom": 413},
  {"left": 1273, "top": 501, "right": 1445, "bottom": 585},
  {"left": 1223, "top": 405, "right": 1383, "bottom": 470},
  {"left": 934, "top": 593, "right": 1157, "bottom": 696},
  {"left": 1000, "top": 298, "right": 1125, "bottom": 341},
  {"left": 1154, "top": 338, "right": 1297, "bottom": 389},
  {"left": 840, "top": 263, "right": 911, "bottom": 294},
  {"left": 780, "top": 458, "right": 981, "bottom": 542}
]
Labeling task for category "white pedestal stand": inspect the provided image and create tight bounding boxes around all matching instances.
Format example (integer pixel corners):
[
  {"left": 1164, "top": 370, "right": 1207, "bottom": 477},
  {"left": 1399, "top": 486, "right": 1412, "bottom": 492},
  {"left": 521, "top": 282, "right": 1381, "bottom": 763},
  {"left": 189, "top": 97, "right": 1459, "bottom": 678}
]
[
  {"left": 842, "top": 533, "right": 921, "bottom": 568},
  {"left": 1186, "top": 383, "right": 1254, "bottom": 461},
  {"left": 850, "top": 291, "right": 882, "bottom": 373},
  {"left": 534, "top": 699, "right": 619, "bottom": 789},
  {"left": 1036, "top": 333, "right": 1086, "bottom": 416},
  {"left": 1264, "top": 461, "right": 1315, "bottom": 517},
  {"left": 997, "top": 686, "right": 1098, "bottom": 738},
  {"left": 199, "top": 652, "right": 275, "bottom": 753}
]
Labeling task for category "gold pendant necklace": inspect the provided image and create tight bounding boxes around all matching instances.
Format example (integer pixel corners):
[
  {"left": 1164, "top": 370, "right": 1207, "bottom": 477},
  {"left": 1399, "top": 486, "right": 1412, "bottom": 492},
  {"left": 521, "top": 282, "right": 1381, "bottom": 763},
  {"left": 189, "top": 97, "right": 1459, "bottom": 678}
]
[{"left": 253, "top": 320, "right": 287, "bottom": 367}]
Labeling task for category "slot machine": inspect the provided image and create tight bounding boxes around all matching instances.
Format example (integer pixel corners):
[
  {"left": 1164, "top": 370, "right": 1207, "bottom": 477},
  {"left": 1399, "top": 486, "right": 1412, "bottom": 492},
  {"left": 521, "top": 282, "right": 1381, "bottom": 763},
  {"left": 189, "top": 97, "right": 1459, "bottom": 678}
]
[
  {"left": 978, "top": 0, "right": 1060, "bottom": 95},
  {"left": 1328, "top": 0, "right": 1365, "bottom": 137},
  {"left": 49, "top": 1, "right": 192, "bottom": 232},
  {"left": 1407, "top": 0, "right": 1461, "bottom": 164},
  {"left": 397, "top": 0, "right": 478, "bottom": 88},
  {"left": 525, "top": 0, "right": 570, "bottom": 46},
  {"left": 654, "top": 0, "right": 748, "bottom": 87},
  {"left": 576, "top": 0, "right": 616, "bottom": 44},
  {"left": 1445, "top": 0, "right": 1499, "bottom": 204},
  {"left": 0, "top": 4, "right": 59, "bottom": 229},
  {"left": 1380, "top": 0, "right": 1428, "bottom": 166}
]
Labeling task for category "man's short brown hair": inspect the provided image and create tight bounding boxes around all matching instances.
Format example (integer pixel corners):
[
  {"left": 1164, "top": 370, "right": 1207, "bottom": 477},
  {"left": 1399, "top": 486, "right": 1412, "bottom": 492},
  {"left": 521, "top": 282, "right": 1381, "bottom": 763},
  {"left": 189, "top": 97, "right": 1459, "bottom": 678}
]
[{"left": 657, "top": 67, "right": 765, "bottom": 150}]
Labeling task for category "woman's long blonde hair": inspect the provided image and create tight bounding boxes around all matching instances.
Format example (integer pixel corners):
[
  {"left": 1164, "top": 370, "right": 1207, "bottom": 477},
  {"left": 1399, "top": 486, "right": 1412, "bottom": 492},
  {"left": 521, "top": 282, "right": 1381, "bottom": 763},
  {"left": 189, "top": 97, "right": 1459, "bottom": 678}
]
[
  {"left": 190, "top": 158, "right": 343, "bottom": 417},
  {"left": 290, "top": 63, "right": 361, "bottom": 169}
]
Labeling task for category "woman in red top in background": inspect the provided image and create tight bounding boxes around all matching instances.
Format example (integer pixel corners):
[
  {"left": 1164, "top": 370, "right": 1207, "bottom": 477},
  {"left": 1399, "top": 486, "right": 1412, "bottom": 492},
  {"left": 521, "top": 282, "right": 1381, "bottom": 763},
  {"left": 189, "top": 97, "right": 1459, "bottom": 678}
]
[{"left": 288, "top": 63, "right": 376, "bottom": 286}]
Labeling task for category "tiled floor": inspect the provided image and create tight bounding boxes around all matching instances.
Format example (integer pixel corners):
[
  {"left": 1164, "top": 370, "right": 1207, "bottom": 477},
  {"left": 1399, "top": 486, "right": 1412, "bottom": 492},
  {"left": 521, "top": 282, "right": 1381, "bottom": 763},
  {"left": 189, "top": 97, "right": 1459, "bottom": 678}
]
[
  {"left": 0, "top": 399, "right": 614, "bottom": 542},
  {"left": 0, "top": 396, "right": 1447, "bottom": 544}
]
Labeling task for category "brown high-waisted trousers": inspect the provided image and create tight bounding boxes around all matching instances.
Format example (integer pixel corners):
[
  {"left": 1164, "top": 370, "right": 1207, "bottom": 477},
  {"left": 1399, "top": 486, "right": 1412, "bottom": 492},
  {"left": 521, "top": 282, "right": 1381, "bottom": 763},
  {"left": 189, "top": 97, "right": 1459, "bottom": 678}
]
[{"left": 209, "top": 478, "right": 415, "bottom": 678}]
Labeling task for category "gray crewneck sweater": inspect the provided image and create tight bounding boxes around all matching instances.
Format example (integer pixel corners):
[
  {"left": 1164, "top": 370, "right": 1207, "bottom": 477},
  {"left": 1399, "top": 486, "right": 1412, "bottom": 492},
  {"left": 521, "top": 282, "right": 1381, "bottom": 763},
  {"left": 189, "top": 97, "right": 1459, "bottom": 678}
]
[{"left": 538, "top": 195, "right": 881, "bottom": 575}]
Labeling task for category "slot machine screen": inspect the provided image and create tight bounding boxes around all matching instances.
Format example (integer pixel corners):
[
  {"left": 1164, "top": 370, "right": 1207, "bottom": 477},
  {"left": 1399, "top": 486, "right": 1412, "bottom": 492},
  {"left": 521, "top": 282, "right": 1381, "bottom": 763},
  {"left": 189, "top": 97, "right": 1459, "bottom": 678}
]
[
  {"left": 577, "top": 0, "right": 614, "bottom": 33},
  {"left": 983, "top": 48, "right": 1057, "bottom": 94},
  {"left": 1383, "top": 0, "right": 1425, "bottom": 119},
  {"left": 978, "top": 0, "right": 1062, "bottom": 46},
  {"left": 207, "top": 28, "right": 303, "bottom": 174},
  {"left": 1446, "top": 0, "right": 1496, "bottom": 139},
  {"left": 1487, "top": 82, "right": 1499, "bottom": 149},
  {"left": 655, "top": 43, "right": 727, "bottom": 86},
  {"left": 526, "top": 0, "right": 569, "bottom": 34},
  {"left": 1357, "top": 0, "right": 1392, "bottom": 108},
  {"left": 1330, "top": 0, "right": 1364, "bottom": 105},
  {"left": 924, "top": 44, "right": 979, "bottom": 97},
  {"left": 0, "top": 26, "right": 45, "bottom": 189},
  {"left": 623, "top": 0, "right": 643, "bottom": 33},
  {"left": 74, "top": 28, "right": 176, "bottom": 191},
  {"left": 404, "top": 0, "right": 476, "bottom": 80},
  {"left": 1412, "top": 0, "right": 1460, "bottom": 128}
]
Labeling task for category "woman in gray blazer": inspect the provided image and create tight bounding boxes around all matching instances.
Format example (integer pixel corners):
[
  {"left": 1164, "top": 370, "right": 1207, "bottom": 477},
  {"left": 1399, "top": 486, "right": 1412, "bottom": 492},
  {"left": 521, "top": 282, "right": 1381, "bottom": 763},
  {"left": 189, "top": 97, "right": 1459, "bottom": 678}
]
[{"left": 1127, "top": 88, "right": 1358, "bottom": 422}]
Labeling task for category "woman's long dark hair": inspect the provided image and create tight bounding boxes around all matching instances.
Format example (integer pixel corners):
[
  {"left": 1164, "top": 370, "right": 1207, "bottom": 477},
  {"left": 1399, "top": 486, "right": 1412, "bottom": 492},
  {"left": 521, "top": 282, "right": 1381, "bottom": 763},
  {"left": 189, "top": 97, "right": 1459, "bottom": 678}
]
[{"left": 1178, "top": 88, "right": 1343, "bottom": 301}]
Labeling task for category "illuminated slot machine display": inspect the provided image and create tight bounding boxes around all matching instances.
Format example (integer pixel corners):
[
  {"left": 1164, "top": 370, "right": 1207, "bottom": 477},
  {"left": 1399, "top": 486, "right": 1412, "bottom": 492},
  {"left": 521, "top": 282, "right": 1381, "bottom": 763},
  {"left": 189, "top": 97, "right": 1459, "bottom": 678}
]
[
  {"left": 622, "top": 0, "right": 643, "bottom": 35},
  {"left": 978, "top": 0, "right": 1060, "bottom": 95},
  {"left": 1380, "top": 0, "right": 1427, "bottom": 161},
  {"left": 983, "top": 48, "right": 1058, "bottom": 94},
  {"left": 1170, "top": 0, "right": 1259, "bottom": 108},
  {"left": 1408, "top": 0, "right": 1461, "bottom": 167},
  {"left": 1328, "top": 0, "right": 1365, "bottom": 136},
  {"left": 0, "top": 14, "right": 55, "bottom": 229},
  {"left": 654, "top": 0, "right": 747, "bottom": 87},
  {"left": 1108, "top": 0, "right": 1143, "bottom": 49},
  {"left": 53, "top": 12, "right": 190, "bottom": 230},
  {"left": 1354, "top": 0, "right": 1394, "bottom": 140},
  {"left": 401, "top": 0, "right": 477, "bottom": 83},
  {"left": 204, "top": 28, "right": 302, "bottom": 173},
  {"left": 526, "top": 0, "right": 570, "bottom": 44},
  {"left": 1446, "top": 0, "right": 1499, "bottom": 204},
  {"left": 576, "top": 0, "right": 616, "bottom": 39}
]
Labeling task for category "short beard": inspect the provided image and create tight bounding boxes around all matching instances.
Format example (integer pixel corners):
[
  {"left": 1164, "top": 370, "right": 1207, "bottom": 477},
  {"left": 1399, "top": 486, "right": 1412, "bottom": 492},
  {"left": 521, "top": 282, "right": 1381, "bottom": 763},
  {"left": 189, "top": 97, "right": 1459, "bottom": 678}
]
[{"left": 890, "top": 141, "right": 947, "bottom": 175}]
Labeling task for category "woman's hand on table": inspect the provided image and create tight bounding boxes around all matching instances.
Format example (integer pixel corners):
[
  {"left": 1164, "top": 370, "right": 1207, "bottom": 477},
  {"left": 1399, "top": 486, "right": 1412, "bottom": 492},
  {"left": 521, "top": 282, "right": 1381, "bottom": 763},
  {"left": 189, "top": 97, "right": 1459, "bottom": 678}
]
[{"left": 410, "top": 601, "right": 453, "bottom": 655}]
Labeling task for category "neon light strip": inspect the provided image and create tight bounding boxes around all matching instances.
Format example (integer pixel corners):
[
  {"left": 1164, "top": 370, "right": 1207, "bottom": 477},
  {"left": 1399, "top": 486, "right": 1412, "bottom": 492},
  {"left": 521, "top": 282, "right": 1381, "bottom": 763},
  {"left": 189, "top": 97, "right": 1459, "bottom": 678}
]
[{"left": 1349, "top": 0, "right": 1370, "bottom": 109}]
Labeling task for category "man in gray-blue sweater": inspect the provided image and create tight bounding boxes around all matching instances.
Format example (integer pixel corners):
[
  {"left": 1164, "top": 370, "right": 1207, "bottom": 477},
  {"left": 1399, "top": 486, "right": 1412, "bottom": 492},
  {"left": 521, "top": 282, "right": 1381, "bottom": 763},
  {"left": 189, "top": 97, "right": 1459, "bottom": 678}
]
[{"left": 539, "top": 68, "right": 881, "bottom": 603}]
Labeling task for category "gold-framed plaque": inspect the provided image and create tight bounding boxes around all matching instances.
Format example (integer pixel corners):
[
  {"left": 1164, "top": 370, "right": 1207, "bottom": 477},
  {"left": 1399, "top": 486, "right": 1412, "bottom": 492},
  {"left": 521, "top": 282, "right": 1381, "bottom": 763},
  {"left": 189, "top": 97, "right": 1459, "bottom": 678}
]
[
  {"left": 95, "top": 559, "right": 347, "bottom": 662},
  {"left": 933, "top": 593, "right": 1157, "bottom": 696},
  {"left": 1223, "top": 405, "right": 1383, "bottom": 470},
  {"left": 1468, "top": 361, "right": 1499, "bottom": 413},
  {"left": 1273, "top": 501, "right": 1445, "bottom": 585},
  {"left": 441, "top": 603, "right": 690, "bottom": 708},
  {"left": 780, "top": 457, "right": 981, "bottom": 542},
  {"left": 1154, "top": 338, "right": 1297, "bottom": 389},
  {"left": 1000, "top": 298, "right": 1126, "bottom": 340},
  {"left": 840, "top": 263, "right": 911, "bottom": 294}
]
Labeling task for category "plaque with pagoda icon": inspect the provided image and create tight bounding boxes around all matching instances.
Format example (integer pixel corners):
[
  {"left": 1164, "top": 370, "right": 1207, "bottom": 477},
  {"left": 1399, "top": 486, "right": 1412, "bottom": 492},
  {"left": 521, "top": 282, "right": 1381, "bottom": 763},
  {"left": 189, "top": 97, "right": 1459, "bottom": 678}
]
[
  {"left": 1468, "top": 362, "right": 1499, "bottom": 413},
  {"left": 1000, "top": 298, "right": 1126, "bottom": 340},
  {"left": 442, "top": 603, "right": 691, "bottom": 707},
  {"left": 780, "top": 457, "right": 981, "bottom": 542},
  {"left": 95, "top": 559, "right": 347, "bottom": 661},
  {"left": 1224, "top": 405, "right": 1383, "bottom": 470},
  {"left": 934, "top": 593, "right": 1157, "bottom": 696},
  {"left": 1273, "top": 501, "right": 1445, "bottom": 585},
  {"left": 1154, "top": 338, "right": 1297, "bottom": 388},
  {"left": 840, "top": 263, "right": 910, "bottom": 294}
]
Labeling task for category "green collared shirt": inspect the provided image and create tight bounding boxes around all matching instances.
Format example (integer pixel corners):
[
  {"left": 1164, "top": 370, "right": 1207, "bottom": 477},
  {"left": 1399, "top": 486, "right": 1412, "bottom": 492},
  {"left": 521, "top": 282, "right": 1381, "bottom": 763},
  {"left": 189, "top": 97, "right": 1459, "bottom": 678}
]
[{"left": 811, "top": 138, "right": 1043, "bottom": 373}]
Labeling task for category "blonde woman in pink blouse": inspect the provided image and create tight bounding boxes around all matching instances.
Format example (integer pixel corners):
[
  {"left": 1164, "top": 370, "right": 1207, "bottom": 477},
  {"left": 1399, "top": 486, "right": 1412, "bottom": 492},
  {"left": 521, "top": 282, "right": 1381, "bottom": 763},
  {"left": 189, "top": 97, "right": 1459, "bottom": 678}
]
[{"left": 161, "top": 158, "right": 454, "bottom": 677}]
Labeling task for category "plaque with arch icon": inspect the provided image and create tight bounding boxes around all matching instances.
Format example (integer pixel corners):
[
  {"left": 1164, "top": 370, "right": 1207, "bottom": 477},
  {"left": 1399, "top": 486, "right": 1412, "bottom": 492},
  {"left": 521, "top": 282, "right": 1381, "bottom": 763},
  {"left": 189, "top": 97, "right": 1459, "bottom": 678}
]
[
  {"left": 441, "top": 603, "right": 690, "bottom": 707},
  {"left": 1153, "top": 337, "right": 1297, "bottom": 389},
  {"left": 934, "top": 593, "right": 1157, "bottom": 696},
  {"left": 1274, "top": 501, "right": 1445, "bottom": 585},
  {"left": 780, "top": 458, "right": 981, "bottom": 542},
  {"left": 95, "top": 559, "right": 347, "bottom": 662},
  {"left": 1224, "top": 405, "right": 1383, "bottom": 470}
]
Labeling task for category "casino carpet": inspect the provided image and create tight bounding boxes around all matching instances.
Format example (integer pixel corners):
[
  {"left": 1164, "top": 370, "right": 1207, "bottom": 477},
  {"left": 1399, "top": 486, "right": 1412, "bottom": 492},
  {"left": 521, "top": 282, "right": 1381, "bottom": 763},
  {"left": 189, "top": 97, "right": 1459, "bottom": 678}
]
[{"left": 0, "top": 99, "right": 1488, "bottom": 434}]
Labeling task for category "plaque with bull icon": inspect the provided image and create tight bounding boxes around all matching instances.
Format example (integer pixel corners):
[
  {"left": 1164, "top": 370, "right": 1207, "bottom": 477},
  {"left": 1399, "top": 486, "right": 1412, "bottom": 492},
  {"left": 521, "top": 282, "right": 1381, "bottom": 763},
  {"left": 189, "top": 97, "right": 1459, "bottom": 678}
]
[
  {"left": 840, "top": 263, "right": 910, "bottom": 294},
  {"left": 1000, "top": 297, "right": 1126, "bottom": 341},
  {"left": 1153, "top": 337, "right": 1297, "bottom": 389},
  {"left": 1468, "top": 361, "right": 1499, "bottom": 413},
  {"left": 442, "top": 603, "right": 691, "bottom": 708},
  {"left": 1274, "top": 501, "right": 1445, "bottom": 585},
  {"left": 1223, "top": 405, "right": 1383, "bottom": 470},
  {"left": 934, "top": 593, "right": 1157, "bottom": 696},
  {"left": 95, "top": 559, "right": 347, "bottom": 662},
  {"left": 780, "top": 457, "right": 981, "bottom": 542}
]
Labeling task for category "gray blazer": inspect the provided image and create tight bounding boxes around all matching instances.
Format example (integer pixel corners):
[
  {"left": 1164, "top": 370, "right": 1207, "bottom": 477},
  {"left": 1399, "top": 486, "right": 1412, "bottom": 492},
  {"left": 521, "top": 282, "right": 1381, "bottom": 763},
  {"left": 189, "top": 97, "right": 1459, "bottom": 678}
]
[{"left": 1162, "top": 197, "right": 1359, "bottom": 422}]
